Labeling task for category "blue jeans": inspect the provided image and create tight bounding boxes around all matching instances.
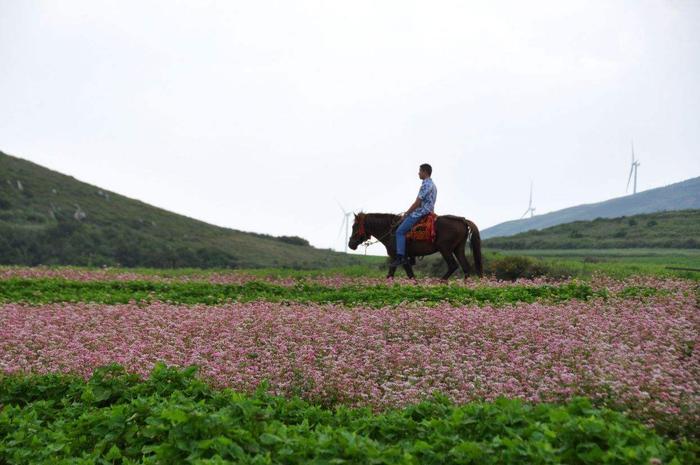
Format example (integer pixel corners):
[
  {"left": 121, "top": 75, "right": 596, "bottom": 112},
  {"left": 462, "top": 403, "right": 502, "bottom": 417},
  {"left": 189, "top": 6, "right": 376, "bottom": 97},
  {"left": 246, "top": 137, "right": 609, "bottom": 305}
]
[{"left": 395, "top": 214, "right": 423, "bottom": 256}]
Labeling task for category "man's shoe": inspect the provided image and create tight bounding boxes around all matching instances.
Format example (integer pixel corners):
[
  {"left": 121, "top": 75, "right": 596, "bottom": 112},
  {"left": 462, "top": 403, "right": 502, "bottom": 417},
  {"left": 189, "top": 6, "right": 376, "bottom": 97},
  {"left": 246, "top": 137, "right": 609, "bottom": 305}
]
[{"left": 389, "top": 255, "right": 408, "bottom": 267}]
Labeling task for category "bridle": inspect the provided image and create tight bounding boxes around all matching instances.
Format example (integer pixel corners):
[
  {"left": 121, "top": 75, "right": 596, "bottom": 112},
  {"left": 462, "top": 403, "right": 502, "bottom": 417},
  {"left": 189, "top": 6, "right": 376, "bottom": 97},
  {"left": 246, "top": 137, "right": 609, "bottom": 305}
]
[{"left": 353, "top": 213, "right": 404, "bottom": 250}]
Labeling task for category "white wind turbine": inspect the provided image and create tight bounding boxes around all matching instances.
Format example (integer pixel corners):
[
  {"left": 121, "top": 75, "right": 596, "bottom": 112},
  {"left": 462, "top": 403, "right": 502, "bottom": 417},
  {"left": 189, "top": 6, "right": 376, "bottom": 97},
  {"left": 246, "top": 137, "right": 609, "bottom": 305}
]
[
  {"left": 521, "top": 181, "right": 536, "bottom": 219},
  {"left": 336, "top": 201, "right": 354, "bottom": 253},
  {"left": 626, "top": 140, "right": 641, "bottom": 194}
]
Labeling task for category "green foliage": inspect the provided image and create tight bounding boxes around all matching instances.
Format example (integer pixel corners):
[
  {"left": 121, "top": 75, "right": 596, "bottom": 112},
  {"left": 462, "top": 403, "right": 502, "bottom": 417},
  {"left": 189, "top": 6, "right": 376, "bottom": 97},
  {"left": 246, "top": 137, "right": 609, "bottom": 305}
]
[
  {"left": 275, "top": 236, "right": 311, "bottom": 247},
  {"left": 487, "top": 255, "right": 550, "bottom": 280},
  {"left": 0, "top": 278, "right": 608, "bottom": 307},
  {"left": 1, "top": 365, "right": 696, "bottom": 464},
  {"left": 0, "top": 151, "right": 364, "bottom": 269},
  {"left": 484, "top": 210, "right": 700, "bottom": 250},
  {"left": 483, "top": 249, "right": 700, "bottom": 280},
  {"left": 417, "top": 252, "right": 575, "bottom": 281}
]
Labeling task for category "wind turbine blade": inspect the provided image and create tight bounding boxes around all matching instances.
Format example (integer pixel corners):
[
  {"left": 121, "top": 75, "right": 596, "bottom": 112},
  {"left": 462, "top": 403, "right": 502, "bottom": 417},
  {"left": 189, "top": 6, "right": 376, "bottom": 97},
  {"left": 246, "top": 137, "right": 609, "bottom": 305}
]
[
  {"left": 528, "top": 182, "right": 533, "bottom": 208},
  {"left": 335, "top": 199, "right": 348, "bottom": 214},
  {"left": 521, "top": 209, "right": 530, "bottom": 219},
  {"left": 626, "top": 165, "right": 634, "bottom": 191},
  {"left": 631, "top": 139, "right": 635, "bottom": 163},
  {"left": 336, "top": 216, "right": 347, "bottom": 240}
]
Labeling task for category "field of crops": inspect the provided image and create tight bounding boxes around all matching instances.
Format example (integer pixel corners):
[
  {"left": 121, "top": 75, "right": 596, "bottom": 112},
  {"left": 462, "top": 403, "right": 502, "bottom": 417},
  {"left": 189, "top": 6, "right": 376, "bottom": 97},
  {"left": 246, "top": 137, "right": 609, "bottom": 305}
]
[{"left": 1, "top": 266, "right": 698, "bottom": 464}]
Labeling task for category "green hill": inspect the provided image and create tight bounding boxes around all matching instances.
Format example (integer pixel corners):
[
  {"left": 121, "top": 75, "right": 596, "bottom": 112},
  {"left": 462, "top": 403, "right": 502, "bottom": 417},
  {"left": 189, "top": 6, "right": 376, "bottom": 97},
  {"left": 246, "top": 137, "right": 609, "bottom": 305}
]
[
  {"left": 0, "top": 150, "right": 365, "bottom": 268},
  {"left": 483, "top": 209, "right": 700, "bottom": 250},
  {"left": 482, "top": 176, "right": 700, "bottom": 239}
]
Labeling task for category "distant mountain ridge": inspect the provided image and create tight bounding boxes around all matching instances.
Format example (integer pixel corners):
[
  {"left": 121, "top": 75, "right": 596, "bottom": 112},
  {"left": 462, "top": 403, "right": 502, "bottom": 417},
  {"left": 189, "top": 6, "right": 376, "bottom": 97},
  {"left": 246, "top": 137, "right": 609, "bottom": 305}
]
[
  {"left": 0, "top": 150, "right": 365, "bottom": 268},
  {"left": 482, "top": 176, "right": 700, "bottom": 239},
  {"left": 483, "top": 209, "right": 700, "bottom": 249}
]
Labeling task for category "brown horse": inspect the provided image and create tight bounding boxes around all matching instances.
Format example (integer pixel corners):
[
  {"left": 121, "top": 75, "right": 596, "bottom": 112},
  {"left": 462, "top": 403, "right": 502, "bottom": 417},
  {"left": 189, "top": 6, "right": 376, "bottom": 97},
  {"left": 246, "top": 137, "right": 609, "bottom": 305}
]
[{"left": 348, "top": 213, "right": 483, "bottom": 280}]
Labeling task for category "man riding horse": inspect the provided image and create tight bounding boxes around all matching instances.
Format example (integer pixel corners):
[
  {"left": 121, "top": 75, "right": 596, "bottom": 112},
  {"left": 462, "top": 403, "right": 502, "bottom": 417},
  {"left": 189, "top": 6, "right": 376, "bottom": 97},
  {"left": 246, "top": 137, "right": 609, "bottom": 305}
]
[
  {"left": 391, "top": 163, "right": 437, "bottom": 267},
  {"left": 348, "top": 163, "right": 483, "bottom": 281}
]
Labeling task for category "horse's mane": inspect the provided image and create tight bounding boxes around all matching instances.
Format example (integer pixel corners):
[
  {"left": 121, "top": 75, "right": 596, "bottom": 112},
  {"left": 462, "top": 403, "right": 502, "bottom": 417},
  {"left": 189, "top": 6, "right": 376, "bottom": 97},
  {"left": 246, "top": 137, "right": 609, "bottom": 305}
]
[
  {"left": 362, "top": 213, "right": 400, "bottom": 220},
  {"left": 359, "top": 213, "right": 401, "bottom": 228}
]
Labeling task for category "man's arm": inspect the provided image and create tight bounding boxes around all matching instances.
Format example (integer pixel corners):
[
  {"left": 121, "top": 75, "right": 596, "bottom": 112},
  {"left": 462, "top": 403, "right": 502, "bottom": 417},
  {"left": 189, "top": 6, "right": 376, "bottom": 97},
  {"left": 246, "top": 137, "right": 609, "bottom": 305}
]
[{"left": 404, "top": 197, "right": 421, "bottom": 216}]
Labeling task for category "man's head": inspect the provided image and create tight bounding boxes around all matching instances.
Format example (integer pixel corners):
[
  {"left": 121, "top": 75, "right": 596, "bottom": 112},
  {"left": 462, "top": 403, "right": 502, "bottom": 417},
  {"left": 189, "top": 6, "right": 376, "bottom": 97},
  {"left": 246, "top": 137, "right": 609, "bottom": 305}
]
[{"left": 419, "top": 163, "right": 432, "bottom": 180}]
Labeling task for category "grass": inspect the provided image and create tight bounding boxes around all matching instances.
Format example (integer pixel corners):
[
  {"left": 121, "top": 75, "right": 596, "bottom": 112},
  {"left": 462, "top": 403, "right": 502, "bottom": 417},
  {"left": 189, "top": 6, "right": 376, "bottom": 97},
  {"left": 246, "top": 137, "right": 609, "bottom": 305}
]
[
  {"left": 487, "top": 249, "right": 700, "bottom": 279},
  {"left": 4, "top": 246, "right": 699, "bottom": 281}
]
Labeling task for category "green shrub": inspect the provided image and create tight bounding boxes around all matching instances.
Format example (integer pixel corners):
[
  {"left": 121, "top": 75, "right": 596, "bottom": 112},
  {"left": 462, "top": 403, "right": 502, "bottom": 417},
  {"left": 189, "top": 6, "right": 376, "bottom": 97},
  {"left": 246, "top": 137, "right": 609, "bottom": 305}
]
[
  {"left": 276, "top": 235, "right": 310, "bottom": 246},
  {"left": 487, "top": 255, "right": 550, "bottom": 280}
]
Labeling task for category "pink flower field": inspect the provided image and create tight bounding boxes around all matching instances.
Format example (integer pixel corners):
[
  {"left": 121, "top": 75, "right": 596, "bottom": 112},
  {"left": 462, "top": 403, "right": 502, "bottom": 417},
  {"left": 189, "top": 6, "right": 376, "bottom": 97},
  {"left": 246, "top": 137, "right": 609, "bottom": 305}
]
[
  {"left": 3, "top": 264, "right": 682, "bottom": 293},
  {"left": 0, "top": 265, "right": 564, "bottom": 288},
  {"left": 1, "top": 277, "right": 698, "bottom": 431}
]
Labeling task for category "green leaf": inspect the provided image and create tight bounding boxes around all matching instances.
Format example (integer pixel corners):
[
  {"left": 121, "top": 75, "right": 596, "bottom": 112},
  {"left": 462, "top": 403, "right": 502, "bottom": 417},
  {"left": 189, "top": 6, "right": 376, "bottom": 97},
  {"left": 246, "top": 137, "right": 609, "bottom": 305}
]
[
  {"left": 161, "top": 407, "right": 188, "bottom": 424},
  {"left": 104, "top": 444, "right": 122, "bottom": 460},
  {"left": 258, "top": 433, "right": 282, "bottom": 445}
]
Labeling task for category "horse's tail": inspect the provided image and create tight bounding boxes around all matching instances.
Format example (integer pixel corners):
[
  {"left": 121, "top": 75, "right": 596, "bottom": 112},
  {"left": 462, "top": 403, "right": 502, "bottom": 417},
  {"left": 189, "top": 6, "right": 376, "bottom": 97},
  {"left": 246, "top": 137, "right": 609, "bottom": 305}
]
[{"left": 464, "top": 219, "right": 483, "bottom": 277}]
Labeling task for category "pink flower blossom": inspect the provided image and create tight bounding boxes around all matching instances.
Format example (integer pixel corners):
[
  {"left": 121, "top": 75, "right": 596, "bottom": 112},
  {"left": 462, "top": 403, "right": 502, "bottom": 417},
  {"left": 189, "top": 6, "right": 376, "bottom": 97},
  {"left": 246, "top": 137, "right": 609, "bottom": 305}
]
[{"left": 1, "top": 276, "right": 697, "bottom": 431}]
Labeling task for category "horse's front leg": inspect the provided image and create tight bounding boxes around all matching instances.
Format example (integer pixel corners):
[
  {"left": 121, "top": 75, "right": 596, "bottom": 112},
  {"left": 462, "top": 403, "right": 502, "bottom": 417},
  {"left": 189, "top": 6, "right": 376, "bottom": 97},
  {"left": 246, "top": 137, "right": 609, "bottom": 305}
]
[
  {"left": 387, "top": 265, "right": 397, "bottom": 279},
  {"left": 402, "top": 263, "right": 416, "bottom": 280}
]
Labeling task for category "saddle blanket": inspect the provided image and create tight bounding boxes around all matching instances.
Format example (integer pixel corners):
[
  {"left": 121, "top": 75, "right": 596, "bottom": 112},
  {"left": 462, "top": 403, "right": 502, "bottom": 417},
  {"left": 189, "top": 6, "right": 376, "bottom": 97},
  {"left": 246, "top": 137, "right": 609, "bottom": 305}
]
[{"left": 406, "top": 212, "right": 437, "bottom": 242}]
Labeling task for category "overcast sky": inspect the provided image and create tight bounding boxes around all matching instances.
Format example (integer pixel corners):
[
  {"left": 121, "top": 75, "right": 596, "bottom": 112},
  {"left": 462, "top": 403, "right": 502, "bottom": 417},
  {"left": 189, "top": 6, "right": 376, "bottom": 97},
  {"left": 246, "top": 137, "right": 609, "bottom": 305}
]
[{"left": 1, "top": 0, "right": 698, "bottom": 254}]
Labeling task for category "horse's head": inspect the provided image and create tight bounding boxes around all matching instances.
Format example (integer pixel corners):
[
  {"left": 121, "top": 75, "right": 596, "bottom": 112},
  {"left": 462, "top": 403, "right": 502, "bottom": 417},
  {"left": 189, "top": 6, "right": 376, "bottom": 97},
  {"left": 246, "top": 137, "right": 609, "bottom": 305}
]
[{"left": 348, "top": 213, "right": 368, "bottom": 250}]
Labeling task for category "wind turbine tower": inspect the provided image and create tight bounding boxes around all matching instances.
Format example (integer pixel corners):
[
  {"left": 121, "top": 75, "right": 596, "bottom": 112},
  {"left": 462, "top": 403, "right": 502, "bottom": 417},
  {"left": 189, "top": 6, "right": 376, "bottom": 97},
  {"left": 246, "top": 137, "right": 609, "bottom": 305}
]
[
  {"left": 336, "top": 202, "right": 354, "bottom": 253},
  {"left": 626, "top": 140, "right": 641, "bottom": 194},
  {"left": 521, "top": 181, "right": 536, "bottom": 219}
]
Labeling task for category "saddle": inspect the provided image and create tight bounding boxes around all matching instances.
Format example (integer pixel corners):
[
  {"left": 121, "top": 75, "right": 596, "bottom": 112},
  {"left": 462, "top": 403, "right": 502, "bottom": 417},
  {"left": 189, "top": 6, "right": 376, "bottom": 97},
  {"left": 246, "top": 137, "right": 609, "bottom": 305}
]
[{"left": 405, "top": 212, "right": 438, "bottom": 242}]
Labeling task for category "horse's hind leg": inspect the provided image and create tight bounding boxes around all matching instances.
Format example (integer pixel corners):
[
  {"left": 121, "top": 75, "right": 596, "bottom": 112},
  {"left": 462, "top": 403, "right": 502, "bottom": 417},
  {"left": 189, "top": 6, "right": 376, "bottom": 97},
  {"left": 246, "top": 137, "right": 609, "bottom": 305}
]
[
  {"left": 402, "top": 263, "right": 416, "bottom": 280},
  {"left": 455, "top": 238, "right": 472, "bottom": 279},
  {"left": 387, "top": 265, "right": 397, "bottom": 279},
  {"left": 438, "top": 247, "right": 459, "bottom": 281}
]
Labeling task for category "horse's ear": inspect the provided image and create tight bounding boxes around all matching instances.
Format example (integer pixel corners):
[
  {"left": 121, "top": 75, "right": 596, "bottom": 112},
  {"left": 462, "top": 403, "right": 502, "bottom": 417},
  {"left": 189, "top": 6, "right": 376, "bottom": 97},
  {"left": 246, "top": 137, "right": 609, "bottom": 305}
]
[{"left": 353, "top": 213, "right": 357, "bottom": 219}]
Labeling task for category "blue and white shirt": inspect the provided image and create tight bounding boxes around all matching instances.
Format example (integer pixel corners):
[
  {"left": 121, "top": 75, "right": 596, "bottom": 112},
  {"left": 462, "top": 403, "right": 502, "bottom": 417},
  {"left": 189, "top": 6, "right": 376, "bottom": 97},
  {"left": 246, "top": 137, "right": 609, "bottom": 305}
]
[{"left": 410, "top": 177, "right": 437, "bottom": 218}]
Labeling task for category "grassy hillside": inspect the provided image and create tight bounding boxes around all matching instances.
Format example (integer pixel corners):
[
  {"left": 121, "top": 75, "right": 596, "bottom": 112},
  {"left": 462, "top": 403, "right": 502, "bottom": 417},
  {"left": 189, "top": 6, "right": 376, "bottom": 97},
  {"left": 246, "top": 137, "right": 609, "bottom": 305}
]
[
  {"left": 483, "top": 209, "right": 700, "bottom": 250},
  {"left": 0, "top": 150, "right": 367, "bottom": 269},
  {"left": 482, "top": 176, "right": 700, "bottom": 238}
]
